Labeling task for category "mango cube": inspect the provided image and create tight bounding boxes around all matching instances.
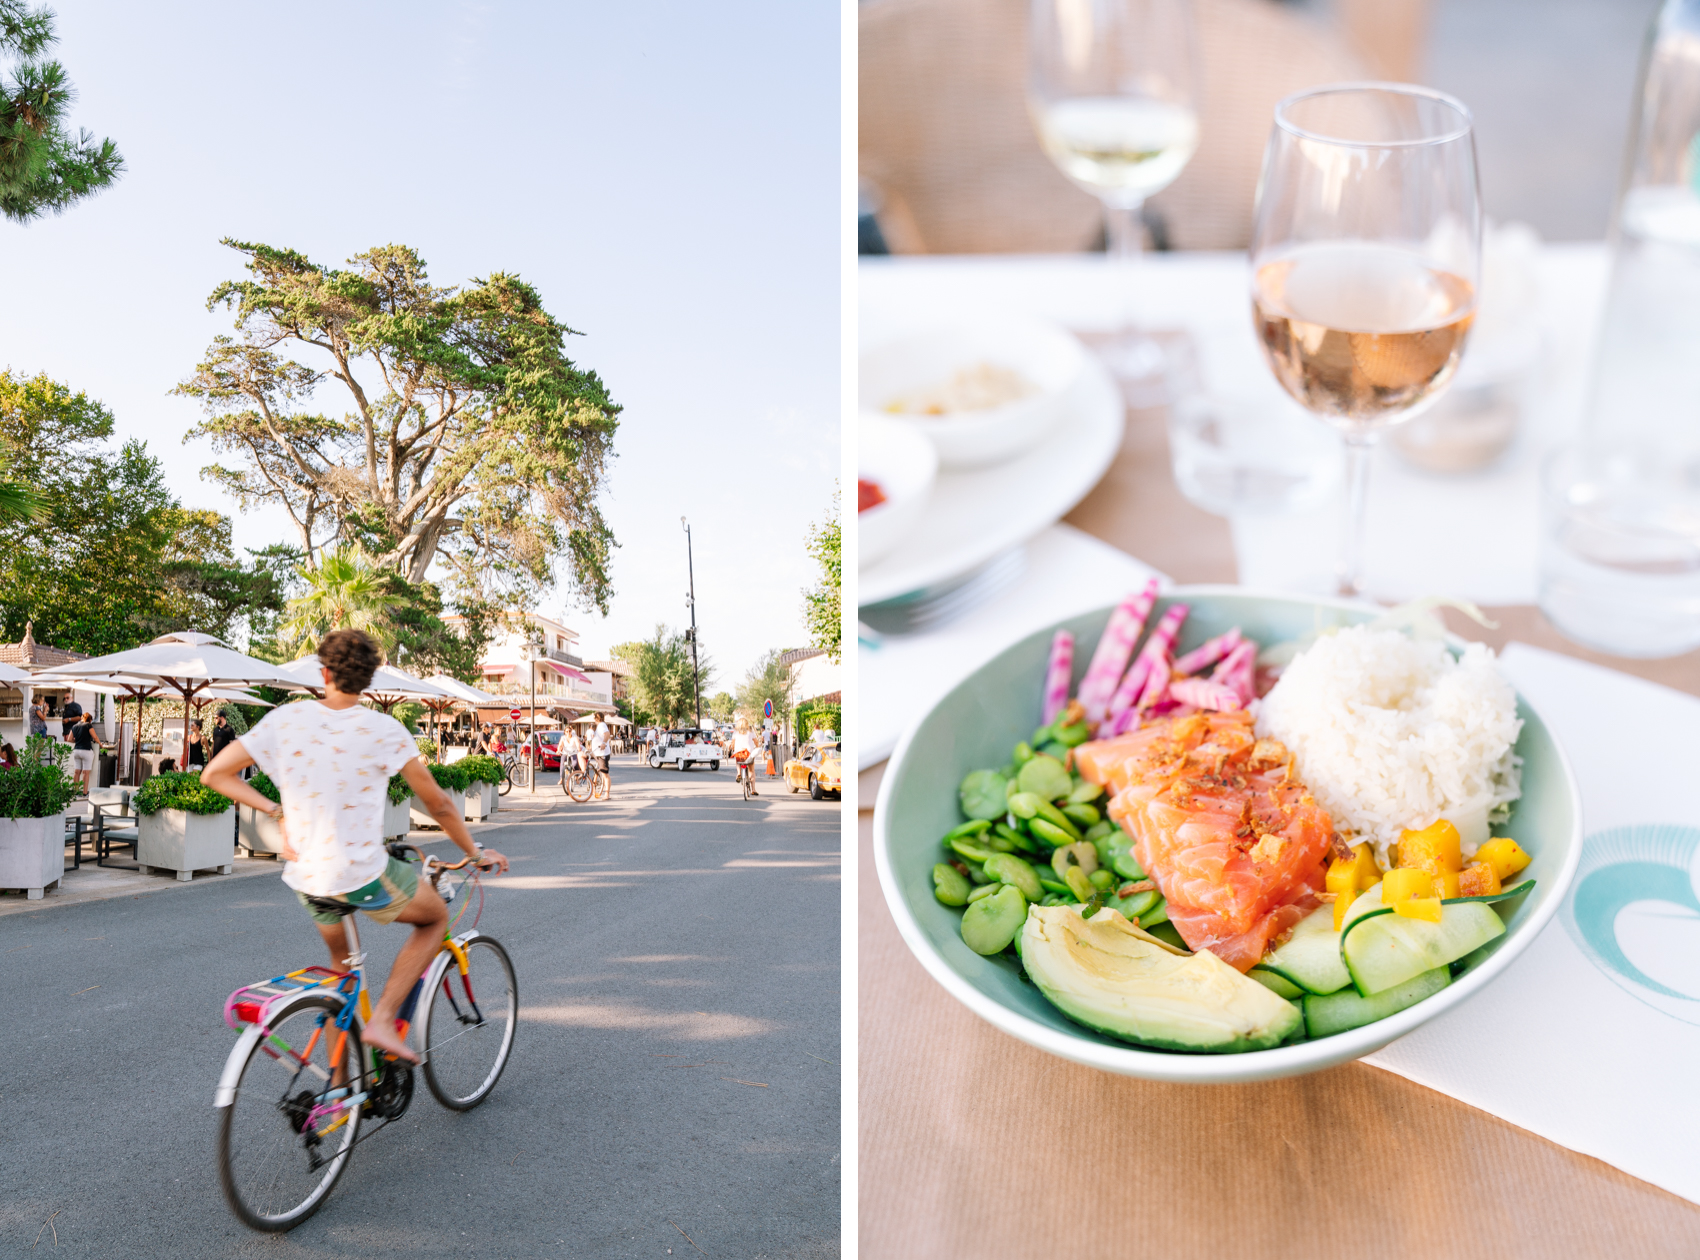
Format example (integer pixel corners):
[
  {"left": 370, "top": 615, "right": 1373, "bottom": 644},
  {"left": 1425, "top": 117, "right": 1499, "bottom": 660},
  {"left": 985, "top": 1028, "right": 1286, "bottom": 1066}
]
[
  {"left": 1381, "top": 868, "right": 1434, "bottom": 905},
  {"left": 1395, "top": 896, "right": 1443, "bottom": 923},
  {"left": 1476, "top": 838, "right": 1531, "bottom": 883},
  {"left": 1458, "top": 861, "right": 1502, "bottom": 899},
  {"left": 1398, "top": 820, "right": 1463, "bottom": 875},
  {"left": 1431, "top": 869, "right": 1461, "bottom": 900}
]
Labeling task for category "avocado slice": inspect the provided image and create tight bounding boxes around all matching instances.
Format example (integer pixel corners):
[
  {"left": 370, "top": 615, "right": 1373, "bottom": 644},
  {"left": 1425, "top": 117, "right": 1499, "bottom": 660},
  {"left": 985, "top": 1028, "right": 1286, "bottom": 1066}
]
[{"left": 1019, "top": 905, "right": 1302, "bottom": 1054}]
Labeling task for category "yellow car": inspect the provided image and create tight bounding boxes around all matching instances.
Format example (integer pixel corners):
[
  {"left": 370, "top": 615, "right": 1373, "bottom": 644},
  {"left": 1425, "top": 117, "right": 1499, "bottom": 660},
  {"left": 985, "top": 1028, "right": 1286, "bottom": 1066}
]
[{"left": 785, "top": 741, "right": 841, "bottom": 800}]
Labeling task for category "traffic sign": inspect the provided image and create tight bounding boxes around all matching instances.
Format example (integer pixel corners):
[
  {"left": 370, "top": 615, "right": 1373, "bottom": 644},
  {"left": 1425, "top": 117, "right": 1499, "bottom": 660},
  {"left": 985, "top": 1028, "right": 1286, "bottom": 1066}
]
[
  {"left": 509, "top": 708, "right": 522, "bottom": 722},
  {"left": 763, "top": 699, "right": 774, "bottom": 719}
]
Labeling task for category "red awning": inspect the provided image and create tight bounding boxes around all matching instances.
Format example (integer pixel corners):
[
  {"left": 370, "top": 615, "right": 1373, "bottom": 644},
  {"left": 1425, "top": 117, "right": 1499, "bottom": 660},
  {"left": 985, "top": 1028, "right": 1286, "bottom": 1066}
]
[{"left": 537, "top": 660, "right": 592, "bottom": 684}]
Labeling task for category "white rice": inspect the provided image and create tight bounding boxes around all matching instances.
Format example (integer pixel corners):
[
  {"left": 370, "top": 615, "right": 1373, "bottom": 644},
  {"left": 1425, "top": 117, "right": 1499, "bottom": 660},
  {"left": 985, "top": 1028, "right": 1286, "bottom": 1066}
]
[{"left": 1254, "top": 626, "right": 1522, "bottom": 865}]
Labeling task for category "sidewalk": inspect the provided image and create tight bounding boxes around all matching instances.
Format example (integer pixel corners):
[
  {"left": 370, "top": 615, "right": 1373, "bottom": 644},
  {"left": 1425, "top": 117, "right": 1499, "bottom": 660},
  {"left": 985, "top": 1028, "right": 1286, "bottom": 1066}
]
[{"left": 0, "top": 789, "right": 561, "bottom": 919}]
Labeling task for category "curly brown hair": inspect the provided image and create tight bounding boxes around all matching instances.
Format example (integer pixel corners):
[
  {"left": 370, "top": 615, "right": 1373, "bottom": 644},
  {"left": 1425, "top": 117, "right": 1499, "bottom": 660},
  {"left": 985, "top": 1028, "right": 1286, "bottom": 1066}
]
[{"left": 319, "top": 629, "right": 381, "bottom": 694}]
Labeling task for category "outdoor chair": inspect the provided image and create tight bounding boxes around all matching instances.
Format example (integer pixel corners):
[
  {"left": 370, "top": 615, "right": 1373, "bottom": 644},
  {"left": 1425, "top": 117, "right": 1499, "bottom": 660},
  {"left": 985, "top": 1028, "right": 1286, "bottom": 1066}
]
[
  {"left": 86, "top": 787, "right": 140, "bottom": 869},
  {"left": 859, "top": 0, "right": 1379, "bottom": 254},
  {"left": 63, "top": 813, "right": 88, "bottom": 871}
]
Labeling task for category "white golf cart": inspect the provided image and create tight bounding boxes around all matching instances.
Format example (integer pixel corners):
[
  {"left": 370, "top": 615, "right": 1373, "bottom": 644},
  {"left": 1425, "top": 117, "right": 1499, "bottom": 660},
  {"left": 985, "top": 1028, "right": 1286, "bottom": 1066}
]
[{"left": 648, "top": 728, "right": 720, "bottom": 771}]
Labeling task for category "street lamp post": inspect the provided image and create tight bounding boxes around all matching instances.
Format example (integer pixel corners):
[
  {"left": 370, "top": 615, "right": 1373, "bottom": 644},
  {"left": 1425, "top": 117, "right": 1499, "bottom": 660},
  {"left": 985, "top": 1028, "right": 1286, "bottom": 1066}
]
[{"left": 681, "top": 516, "right": 702, "bottom": 729}]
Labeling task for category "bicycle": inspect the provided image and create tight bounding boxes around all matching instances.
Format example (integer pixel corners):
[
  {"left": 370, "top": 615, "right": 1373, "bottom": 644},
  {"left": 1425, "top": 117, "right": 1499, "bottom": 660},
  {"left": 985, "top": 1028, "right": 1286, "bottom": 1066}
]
[
  {"left": 214, "top": 843, "right": 517, "bottom": 1232},
  {"left": 560, "top": 753, "right": 593, "bottom": 803},
  {"left": 735, "top": 753, "right": 756, "bottom": 800},
  {"left": 499, "top": 750, "right": 531, "bottom": 791}
]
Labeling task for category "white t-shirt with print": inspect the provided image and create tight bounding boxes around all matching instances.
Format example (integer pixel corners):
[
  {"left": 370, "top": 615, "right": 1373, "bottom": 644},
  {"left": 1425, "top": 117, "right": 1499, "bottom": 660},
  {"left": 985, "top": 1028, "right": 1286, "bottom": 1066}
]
[
  {"left": 240, "top": 702, "right": 421, "bottom": 897},
  {"left": 591, "top": 722, "right": 610, "bottom": 755}
]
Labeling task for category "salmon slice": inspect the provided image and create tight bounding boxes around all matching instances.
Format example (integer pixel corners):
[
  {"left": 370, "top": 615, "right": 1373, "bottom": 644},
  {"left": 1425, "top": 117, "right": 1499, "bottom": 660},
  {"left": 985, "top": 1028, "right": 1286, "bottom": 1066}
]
[{"left": 1088, "top": 711, "right": 1335, "bottom": 972}]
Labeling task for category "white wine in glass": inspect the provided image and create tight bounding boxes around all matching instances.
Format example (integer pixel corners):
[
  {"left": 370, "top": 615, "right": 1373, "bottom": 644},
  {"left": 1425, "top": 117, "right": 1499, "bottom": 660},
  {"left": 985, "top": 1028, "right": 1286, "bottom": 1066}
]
[
  {"left": 1029, "top": 0, "right": 1200, "bottom": 399},
  {"left": 1249, "top": 85, "right": 1481, "bottom": 594}
]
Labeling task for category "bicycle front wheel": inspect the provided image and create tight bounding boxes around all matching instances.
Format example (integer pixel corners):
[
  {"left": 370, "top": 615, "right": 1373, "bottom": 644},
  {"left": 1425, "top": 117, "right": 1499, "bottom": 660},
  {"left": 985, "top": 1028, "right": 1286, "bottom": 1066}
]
[
  {"left": 498, "top": 765, "right": 512, "bottom": 796},
  {"left": 422, "top": 935, "right": 517, "bottom": 1110},
  {"left": 217, "top": 994, "right": 364, "bottom": 1232},
  {"left": 565, "top": 769, "right": 592, "bottom": 802}
]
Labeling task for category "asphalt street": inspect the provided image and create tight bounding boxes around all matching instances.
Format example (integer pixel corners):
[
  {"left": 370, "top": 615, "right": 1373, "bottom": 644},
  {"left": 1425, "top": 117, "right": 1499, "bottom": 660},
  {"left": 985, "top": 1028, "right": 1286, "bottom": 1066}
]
[{"left": 0, "top": 756, "right": 841, "bottom": 1259}]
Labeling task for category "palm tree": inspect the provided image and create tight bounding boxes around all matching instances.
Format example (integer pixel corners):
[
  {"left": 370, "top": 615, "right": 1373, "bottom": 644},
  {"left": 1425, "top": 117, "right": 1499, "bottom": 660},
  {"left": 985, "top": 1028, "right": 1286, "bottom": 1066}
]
[
  {"left": 0, "top": 453, "right": 42, "bottom": 523},
  {"left": 279, "top": 545, "right": 403, "bottom": 654}
]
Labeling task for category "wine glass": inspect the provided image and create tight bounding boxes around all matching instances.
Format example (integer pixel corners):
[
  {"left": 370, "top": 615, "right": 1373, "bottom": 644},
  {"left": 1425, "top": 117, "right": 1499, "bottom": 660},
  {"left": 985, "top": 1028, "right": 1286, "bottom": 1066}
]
[
  {"left": 1028, "top": 0, "right": 1200, "bottom": 401},
  {"left": 1250, "top": 84, "right": 1481, "bottom": 596}
]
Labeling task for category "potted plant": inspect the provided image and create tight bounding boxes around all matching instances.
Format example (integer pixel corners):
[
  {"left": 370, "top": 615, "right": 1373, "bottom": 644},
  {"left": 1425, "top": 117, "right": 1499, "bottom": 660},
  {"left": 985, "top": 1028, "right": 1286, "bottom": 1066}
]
[
  {"left": 385, "top": 773, "right": 412, "bottom": 840},
  {"left": 459, "top": 754, "right": 504, "bottom": 820},
  {"left": 134, "top": 770, "right": 235, "bottom": 881},
  {"left": 238, "top": 771, "right": 285, "bottom": 858},
  {"left": 410, "top": 761, "right": 470, "bottom": 829},
  {"left": 0, "top": 737, "right": 78, "bottom": 900}
]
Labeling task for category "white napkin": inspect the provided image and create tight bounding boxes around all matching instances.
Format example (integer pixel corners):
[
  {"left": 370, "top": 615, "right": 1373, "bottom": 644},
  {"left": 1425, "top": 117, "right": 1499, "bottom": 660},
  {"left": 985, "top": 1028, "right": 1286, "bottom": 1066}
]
[
  {"left": 859, "top": 525, "right": 1164, "bottom": 766},
  {"left": 1366, "top": 643, "right": 1700, "bottom": 1205}
]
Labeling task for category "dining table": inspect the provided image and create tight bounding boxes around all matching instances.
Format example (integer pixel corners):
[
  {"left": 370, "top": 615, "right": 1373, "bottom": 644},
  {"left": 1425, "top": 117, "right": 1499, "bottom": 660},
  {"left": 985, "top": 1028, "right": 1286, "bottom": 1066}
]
[{"left": 857, "top": 246, "right": 1700, "bottom": 1258}]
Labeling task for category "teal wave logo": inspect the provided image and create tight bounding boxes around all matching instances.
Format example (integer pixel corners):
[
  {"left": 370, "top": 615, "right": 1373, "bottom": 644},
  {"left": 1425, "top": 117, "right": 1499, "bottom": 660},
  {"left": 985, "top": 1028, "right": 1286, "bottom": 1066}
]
[{"left": 1560, "top": 824, "right": 1700, "bottom": 1025}]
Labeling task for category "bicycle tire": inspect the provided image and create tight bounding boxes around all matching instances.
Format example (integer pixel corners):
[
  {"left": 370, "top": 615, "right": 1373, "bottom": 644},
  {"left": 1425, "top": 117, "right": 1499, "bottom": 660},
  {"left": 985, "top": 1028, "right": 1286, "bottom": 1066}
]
[
  {"left": 217, "top": 994, "right": 364, "bottom": 1232},
  {"left": 511, "top": 760, "right": 532, "bottom": 790},
  {"left": 422, "top": 935, "right": 518, "bottom": 1110},
  {"left": 568, "top": 770, "right": 593, "bottom": 803},
  {"left": 497, "top": 765, "right": 512, "bottom": 796}
]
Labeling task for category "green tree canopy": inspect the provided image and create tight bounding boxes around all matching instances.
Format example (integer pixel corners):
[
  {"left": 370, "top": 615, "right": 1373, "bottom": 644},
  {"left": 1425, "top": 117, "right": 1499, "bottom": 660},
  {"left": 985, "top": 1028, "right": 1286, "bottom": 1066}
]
[
  {"left": 803, "top": 488, "right": 840, "bottom": 664},
  {"left": 612, "top": 625, "right": 713, "bottom": 728},
  {"left": 0, "top": 0, "right": 123, "bottom": 222},
  {"left": 706, "top": 691, "right": 735, "bottom": 722},
  {"left": 735, "top": 649, "right": 795, "bottom": 724},
  {"left": 0, "top": 371, "right": 283, "bottom": 654},
  {"left": 174, "top": 240, "right": 622, "bottom": 613}
]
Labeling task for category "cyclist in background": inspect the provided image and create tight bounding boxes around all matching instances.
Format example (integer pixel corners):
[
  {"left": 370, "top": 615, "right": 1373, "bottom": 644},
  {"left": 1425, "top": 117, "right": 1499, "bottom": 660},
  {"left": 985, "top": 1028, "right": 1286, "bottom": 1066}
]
[
  {"left": 562, "top": 724, "right": 585, "bottom": 774},
  {"left": 201, "top": 629, "right": 509, "bottom": 1064},
  {"left": 589, "top": 717, "right": 612, "bottom": 798},
  {"left": 731, "top": 716, "right": 759, "bottom": 796}
]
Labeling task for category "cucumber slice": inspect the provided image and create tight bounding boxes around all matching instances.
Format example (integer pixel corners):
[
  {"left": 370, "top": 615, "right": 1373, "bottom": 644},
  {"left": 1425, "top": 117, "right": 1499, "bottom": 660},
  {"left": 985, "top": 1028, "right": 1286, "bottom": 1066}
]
[
  {"left": 1340, "top": 885, "right": 1506, "bottom": 996},
  {"left": 1303, "top": 966, "right": 1450, "bottom": 1039},
  {"left": 1259, "top": 904, "right": 1351, "bottom": 995},
  {"left": 1247, "top": 968, "right": 1304, "bottom": 1000}
]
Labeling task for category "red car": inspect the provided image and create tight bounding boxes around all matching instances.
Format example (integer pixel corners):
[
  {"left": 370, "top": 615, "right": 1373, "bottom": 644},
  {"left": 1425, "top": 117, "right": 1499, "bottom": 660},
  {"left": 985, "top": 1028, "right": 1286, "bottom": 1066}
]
[{"left": 519, "top": 731, "right": 561, "bottom": 770}]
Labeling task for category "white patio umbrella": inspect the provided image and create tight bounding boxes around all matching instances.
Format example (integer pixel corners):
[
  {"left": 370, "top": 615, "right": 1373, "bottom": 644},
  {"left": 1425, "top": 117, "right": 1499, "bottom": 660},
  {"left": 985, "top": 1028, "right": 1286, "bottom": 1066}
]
[
  {"left": 0, "top": 662, "right": 31, "bottom": 684},
  {"left": 414, "top": 674, "right": 502, "bottom": 741},
  {"left": 34, "top": 634, "right": 305, "bottom": 781}
]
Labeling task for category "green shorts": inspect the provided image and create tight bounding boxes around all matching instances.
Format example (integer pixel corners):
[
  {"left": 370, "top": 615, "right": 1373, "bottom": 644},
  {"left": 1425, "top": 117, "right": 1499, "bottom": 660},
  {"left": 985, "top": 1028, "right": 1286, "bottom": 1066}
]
[{"left": 297, "top": 855, "right": 419, "bottom": 926}]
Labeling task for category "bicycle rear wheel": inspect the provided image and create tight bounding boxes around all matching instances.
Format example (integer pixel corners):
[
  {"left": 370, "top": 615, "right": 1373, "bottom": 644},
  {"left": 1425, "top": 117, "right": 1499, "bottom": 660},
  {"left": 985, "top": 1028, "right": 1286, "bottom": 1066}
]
[
  {"left": 510, "top": 759, "right": 532, "bottom": 789},
  {"left": 497, "top": 764, "right": 512, "bottom": 796},
  {"left": 422, "top": 935, "right": 517, "bottom": 1110},
  {"left": 217, "top": 994, "right": 364, "bottom": 1232}
]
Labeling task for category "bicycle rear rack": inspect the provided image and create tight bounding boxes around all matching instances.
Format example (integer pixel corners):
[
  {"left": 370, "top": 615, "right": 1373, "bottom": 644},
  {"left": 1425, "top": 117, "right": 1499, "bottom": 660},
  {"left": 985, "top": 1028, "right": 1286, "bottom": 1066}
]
[{"left": 223, "top": 966, "right": 352, "bottom": 1034}]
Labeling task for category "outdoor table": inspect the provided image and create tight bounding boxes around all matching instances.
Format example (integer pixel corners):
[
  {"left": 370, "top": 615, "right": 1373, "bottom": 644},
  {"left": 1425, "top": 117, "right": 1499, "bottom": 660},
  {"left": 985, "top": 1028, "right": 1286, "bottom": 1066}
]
[{"left": 858, "top": 249, "right": 1700, "bottom": 1256}]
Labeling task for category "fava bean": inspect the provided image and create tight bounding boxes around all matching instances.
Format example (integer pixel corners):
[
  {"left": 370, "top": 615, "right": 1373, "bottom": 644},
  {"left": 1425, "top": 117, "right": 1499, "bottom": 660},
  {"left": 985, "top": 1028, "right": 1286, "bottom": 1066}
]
[
  {"left": 1062, "top": 803, "right": 1101, "bottom": 828},
  {"left": 983, "top": 852, "right": 1043, "bottom": 901},
  {"left": 1037, "top": 741, "right": 1071, "bottom": 764},
  {"left": 966, "top": 861, "right": 992, "bottom": 885},
  {"left": 960, "top": 885, "right": 1028, "bottom": 954},
  {"left": 1064, "top": 865, "right": 1096, "bottom": 902},
  {"left": 1068, "top": 780, "right": 1105, "bottom": 805},
  {"left": 966, "top": 882, "right": 1000, "bottom": 904},
  {"left": 1114, "top": 887, "right": 1158, "bottom": 918},
  {"left": 1052, "top": 721, "right": 1091, "bottom": 747},
  {"left": 1030, "top": 798, "right": 1082, "bottom": 840},
  {"left": 1007, "top": 791, "right": 1042, "bottom": 820},
  {"left": 1083, "top": 819, "right": 1114, "bottom": 843},
  {"left": 943, "top": 818, "right": 992, "bottom": 842},
  {"left": 985, "top": 830, "right": 1018, "bottom": 853},
  {"left": 1088, "top": 867, "right": 1116, "bottom": 892},
  {"left": 958, "top": 769, "right": 1011, "bottom": 821},
  {"left": 932, "top": 863, "right": 971, "bottom": 906},
  {"left": 1051, "top": 841, "right": 1099, "bottom": 878},
  {"left": 1139, "top": 896, "right": 1169, "bottom": 928},
  {"left": 948, "top": 836, "right": 993, "bottom": 864},
  {"left": 1029, "top": 818, "right": 1075, "bottom": 848},
  {"left": 1012, "top": 741, "right": 1035, "bottom": 766},
  {"left": 1016, "top": 755, "right": 1073, "bottom": 803}
]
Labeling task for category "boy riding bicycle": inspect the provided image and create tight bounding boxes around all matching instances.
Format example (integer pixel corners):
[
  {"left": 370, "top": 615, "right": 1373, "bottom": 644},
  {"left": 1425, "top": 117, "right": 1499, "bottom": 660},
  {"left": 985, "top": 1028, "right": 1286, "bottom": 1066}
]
[{"left": 201, "top": 629, "right": 509, "bottom": 1065}]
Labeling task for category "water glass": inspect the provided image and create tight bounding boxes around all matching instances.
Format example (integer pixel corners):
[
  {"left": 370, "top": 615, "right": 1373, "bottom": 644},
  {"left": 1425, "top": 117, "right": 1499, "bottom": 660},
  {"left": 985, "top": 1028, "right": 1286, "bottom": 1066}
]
[
  {"left": 1539, "top": 445, "right": 1700, "bottom": 658},
  {"left": 1167, "top": 390, "right": 1341, "bottom": 517}
]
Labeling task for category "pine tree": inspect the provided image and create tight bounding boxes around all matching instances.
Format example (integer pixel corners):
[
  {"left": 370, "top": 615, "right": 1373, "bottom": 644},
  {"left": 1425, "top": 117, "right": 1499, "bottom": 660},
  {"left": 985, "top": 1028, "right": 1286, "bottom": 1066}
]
[{"left": 0, "top": 0, "right": 123, "bottom": 222}]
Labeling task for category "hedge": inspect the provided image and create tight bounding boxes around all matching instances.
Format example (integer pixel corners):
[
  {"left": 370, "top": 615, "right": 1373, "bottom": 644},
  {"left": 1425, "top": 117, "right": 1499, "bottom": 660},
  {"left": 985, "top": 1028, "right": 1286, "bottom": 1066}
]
[
  {"left": 427, "top": 761, "right": 472, "bottom": 794},
  {"left": 0, "top": 737, "right": 79, "bottom": 819},
  {"left": 792, "top": 701, "right": 841, "bottom": 742},
  {"left": 388, "top": 773, "right": 413, "bottom": 806},
  {"left": 135, "top": 770, "right": 233, "bottom": 816},
  {"left": 249, "top": 771, "right": 282, "bottom": 805},
  {"left": 458, "top": 755, "right": 504, "bottom": 786}
]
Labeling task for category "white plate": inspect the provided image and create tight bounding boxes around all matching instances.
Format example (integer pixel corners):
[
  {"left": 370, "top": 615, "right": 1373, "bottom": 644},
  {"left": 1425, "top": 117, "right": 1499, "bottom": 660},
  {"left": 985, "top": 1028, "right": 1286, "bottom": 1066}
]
[{"left": 858, "top": 355, "right": 1123, "bottom": 607}]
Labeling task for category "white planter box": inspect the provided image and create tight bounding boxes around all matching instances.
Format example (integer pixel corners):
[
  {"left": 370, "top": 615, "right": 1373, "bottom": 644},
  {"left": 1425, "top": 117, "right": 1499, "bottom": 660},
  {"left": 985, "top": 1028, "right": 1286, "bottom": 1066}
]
[
  {"left": 485, "top": 781, "right": 498, "bottom": 814},
  {"left": 0, "top": 813, "right": 66, "bottom": 899},
  {"left": 464, "top": 780, "right": 497, "bottom": 820},
  {"left": 411, "top": 791, "right": 464, "bottom": 829},
  {"left": 384, "top": 796, "right": 412, "bottom": 840},
  {"left": 238, "top": 805, "right": 284, "bottom": 857},
  {"left": 136, "top": 807, "right": 235, "bottom": 881}
]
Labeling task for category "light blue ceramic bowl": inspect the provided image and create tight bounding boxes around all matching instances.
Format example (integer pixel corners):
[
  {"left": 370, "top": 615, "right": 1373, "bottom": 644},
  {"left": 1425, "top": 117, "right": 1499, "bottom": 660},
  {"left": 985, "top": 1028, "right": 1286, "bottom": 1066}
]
[{"left": 873, "top": 587, "right": 1583, "bottom": 1083}]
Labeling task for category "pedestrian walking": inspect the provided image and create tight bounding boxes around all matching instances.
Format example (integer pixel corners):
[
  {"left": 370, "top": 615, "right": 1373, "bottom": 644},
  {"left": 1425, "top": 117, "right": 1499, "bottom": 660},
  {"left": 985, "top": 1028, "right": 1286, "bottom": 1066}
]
[{"left": 590, "top": 716, "right": 612, "bottom": 797}]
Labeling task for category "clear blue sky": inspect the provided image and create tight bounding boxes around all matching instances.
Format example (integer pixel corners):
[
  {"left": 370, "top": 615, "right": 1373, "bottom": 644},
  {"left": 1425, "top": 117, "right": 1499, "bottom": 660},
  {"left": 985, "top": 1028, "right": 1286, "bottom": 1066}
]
[{"left": 1, "top": 0, "right": 840, "bottom": 688}]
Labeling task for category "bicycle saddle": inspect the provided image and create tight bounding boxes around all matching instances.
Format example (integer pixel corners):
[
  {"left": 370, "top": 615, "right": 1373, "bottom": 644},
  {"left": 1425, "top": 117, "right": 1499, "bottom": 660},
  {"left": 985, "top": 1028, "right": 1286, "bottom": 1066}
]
[{"left": 302, "top": 895, "right": 358, "bottom": 917}]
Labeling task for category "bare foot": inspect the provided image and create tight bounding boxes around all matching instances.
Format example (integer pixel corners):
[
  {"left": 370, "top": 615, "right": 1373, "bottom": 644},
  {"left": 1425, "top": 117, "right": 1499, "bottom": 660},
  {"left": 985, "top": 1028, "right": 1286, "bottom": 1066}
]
[{"left": 361, "top": 1022, "right": 420, "bottom": 1064}]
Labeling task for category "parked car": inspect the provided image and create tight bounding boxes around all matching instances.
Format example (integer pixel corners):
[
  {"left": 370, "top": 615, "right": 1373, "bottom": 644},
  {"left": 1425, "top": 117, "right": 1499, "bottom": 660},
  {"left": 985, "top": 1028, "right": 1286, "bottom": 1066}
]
[
  {"left": 520, "top": 730, "right": 561, "bottom": 770},
  {"left": 648, "top": 729, "right": 720, "bottom": 771},
  {"left": 784, "top": 740, "right": 841, "bottom": 800}
]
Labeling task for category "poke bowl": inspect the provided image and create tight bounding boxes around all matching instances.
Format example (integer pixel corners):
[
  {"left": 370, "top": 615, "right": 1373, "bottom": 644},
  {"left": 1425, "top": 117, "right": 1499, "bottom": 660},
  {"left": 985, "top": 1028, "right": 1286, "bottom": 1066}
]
[{"left": 872, "top": 587, "right": 1582, "bottom": 1083}]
